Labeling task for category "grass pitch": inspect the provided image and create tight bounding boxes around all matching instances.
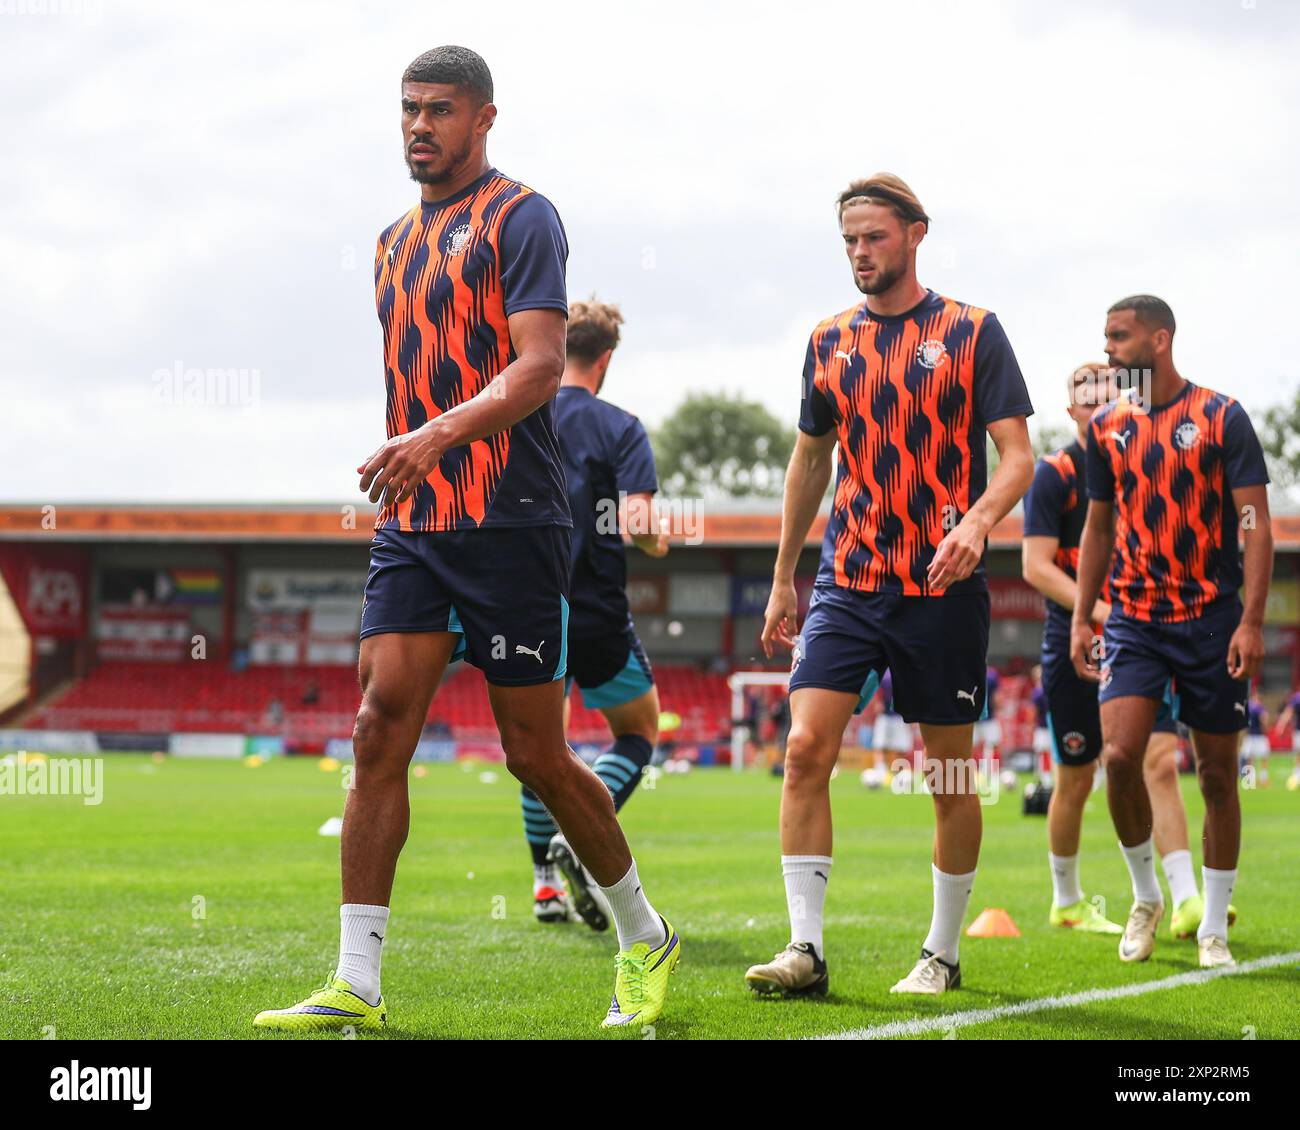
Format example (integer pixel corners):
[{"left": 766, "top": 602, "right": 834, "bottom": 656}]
[{"left": 1, "top": 754, "right": 1297, "bottom": 1040}]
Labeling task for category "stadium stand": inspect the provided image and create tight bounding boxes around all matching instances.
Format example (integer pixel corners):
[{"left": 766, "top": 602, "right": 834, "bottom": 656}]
[
  {"left": 5, "top": 503, "right": 1298, "bottom": 761},
  {"left": 24, "top": 660, "right": 736, "bottom": 749}
]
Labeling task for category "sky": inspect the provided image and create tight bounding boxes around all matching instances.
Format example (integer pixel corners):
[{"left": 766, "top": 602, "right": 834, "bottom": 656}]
[{"left": 3, "top": 0, "right": 1298, "bottom": 503}]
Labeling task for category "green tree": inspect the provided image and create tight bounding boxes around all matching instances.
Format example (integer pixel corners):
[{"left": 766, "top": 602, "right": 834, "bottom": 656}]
[
  {"left": 1255, "top": 389, "right": 1300, "bottom": 491},
  {"left": 653, "top": 392, "right": 796, "bottom": 498},
  {"left": 986, "top": 422, "right": 1073, "bottom": 480},
  {"left": 1032, "top": 422, "right": 1075, "bottom": 458}
]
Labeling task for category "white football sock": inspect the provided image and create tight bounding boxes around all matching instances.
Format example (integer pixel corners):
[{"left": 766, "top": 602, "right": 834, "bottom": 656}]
[
  {"left": 1199, "top": 866, "right": 1237, "bottom": 940},
  {"left": 1161, "top": 848, "right": 1199, "bottom": 906},
  {"left": 337, "top": 903, "right": 389, "bottom": 1005},
  {"left": 782, "top": 855, "right": 832, "bottom": 955},
  {"left": 1049, "top": 852, "right": 1083, "bottom": 908},
  {"left": 599, "top": 860, "right": 663, "bottom": 950},
  {"left": 1120, "top": 837, "right": 1163, "bottom": 905},
  {"left": 533, "top": 863, "right": 560, "bottom": 893},
  {"left": 922, "top": 864, "right": 976, "bottom": 964}
]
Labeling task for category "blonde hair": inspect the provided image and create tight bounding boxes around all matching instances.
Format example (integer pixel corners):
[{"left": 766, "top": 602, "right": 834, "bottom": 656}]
[
  {"left": 1069, "top": 362, "right": 1111, "bottom": 409},
  {"left": 566, "top": 296, "right": 624, "bottom": 363},
  {"left": 837, "top": 172, "right": 929, "bottom": 229}
]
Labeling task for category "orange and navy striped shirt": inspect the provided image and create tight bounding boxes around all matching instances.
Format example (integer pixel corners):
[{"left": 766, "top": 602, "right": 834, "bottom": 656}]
[
  {"left": 800, "top": 290, "right": 1032, "bottom": 596},
  {"left": 1086, "top": 383, "right": 1269, "bottom": 623},
  {"left": 373, "top": 168, "right": 571, "bottom": 532},
  {"left": 1023, "top": 439, "right": 1091, "bottom": 634}
]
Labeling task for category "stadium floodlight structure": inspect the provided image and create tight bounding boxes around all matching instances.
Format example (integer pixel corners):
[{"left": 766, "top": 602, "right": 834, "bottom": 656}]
[{"left": 726, "top": 670, "right": 791, "bottom": 773}]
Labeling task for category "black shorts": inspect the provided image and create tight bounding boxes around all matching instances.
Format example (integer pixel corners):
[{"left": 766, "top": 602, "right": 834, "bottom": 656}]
[
  {"left": 565, "top": 623, "right": 655, "bottom": 709},
  {"left": 360, "top": 526, "right": 570, "bottom": 687},
  {"left": 1041, "top": 638, "right": 1102, "bottom": 767},
  {"left": 788, "top": 586, "right": 990, "bottom": 725},
  {"left": 1100, "top": 599, "right": 1248, "bottom": 734},
  {"left": 1042, "top": 628, "right": 1178, "bottom": 767}
]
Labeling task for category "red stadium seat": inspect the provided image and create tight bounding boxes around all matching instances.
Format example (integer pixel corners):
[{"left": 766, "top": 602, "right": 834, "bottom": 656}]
[{"left": 24, "top": 660, "right": 738, "bottom": 746}]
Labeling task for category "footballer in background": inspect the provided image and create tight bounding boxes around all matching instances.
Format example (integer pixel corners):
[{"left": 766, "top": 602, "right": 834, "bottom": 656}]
[
  {"left": 1029, "top": 664, "right": 1052, "bottom": 775},
  {"left": 1240, "top": 690, "right": 1269, "bottom": 786},
  {"left": 1271, "top": 689, "right": 1300, "bottom": 790},
  {"left": 973, "top": 664, "right": 1002, "bottom": 764},
  {"left": 1023, "top": 362, "right": 1228, "bottom": 940},
  {"left": 868, "top": 669, "right": 915, "bottom": 779},
  {"left": 1072, "top": 295, "right": 1272, "bottom": 969},
  {"left": 520, "top": 297, "right": 669, "bottom": 931}
]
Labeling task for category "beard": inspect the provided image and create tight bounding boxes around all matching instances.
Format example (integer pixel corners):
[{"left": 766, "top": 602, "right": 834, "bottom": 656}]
[
  {"left": 855, "top": 259, "right": 904, "bottom": 296},
  {"left": 1108, "top": 349, "right": 1156, "bottom": 406},
  {"left": 405, "top": 136, "right": 471, "bottom": 185},
  {"left": 1108, "top": 347, "right": 1154, "bottom": 371}
]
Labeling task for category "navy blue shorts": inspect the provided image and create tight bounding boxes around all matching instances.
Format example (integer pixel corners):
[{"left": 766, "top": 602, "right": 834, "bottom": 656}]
[
  {"left": 566, "top": 622, "right": 655, "bottom": 709},
  {"left": 1041, "top": 635, "right": 1103, "bottom": 767},
  {"left": 360, "top": 526, "right": 570, "bottom": 687},
  {"left": 1099, "top": 599, "right": 1248, "bottom": 734},
  {"left": 789, "top": 586, "right": 990, "bottom": 726},
  {"left": 1040, "top": 631, "right": 1179, "bottom": 768}
]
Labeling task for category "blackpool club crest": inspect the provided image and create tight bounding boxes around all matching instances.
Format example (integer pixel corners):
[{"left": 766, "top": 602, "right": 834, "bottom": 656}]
[
  {"left": 915, "top": 339, "right": 947, "bottom": 369},
  {"left": 445, "top": 223, "right": 473, "bottom": 256},
  {"left": 1174, "top": 420, "right": 1202, "bottom": 451}
]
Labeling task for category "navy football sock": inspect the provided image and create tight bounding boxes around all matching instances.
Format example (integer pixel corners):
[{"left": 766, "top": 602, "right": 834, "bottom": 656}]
[
  {"left": 520, "top": 786, "right": 557, "bottom": 867},
  {"left": 593, "top": 733, "right": 654, "bottom": 812}
]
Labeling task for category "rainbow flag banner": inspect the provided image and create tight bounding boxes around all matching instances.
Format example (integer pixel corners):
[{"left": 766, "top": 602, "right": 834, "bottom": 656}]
[{"left": 168, "top": 568, "right": 223, "bottom": 604}]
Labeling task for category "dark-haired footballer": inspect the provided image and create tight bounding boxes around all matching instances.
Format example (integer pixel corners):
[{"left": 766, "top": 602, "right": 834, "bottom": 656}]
[
  {"left": 746, "top": 173, "right": 1035, "bottom": 998},
  {"left": 1070, "top": 295, "right": 1272, "bottom": 969},
  {"left": 254, "top": 46, "right": 678, "bottom": 1033},
  {"left": 521, "top": 297, "right": 669, "bottom": 932},
  {"left": 1023, "top": 361, "right": 1231, "bottom": 941}
]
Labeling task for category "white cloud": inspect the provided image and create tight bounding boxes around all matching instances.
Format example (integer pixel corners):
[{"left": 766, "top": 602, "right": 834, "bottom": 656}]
[{"left": 2, "top": 0, "right": 1297, "bottom": 499}]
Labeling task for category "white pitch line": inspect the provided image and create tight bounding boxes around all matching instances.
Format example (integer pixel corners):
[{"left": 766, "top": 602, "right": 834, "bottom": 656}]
[{"left": 816, "top": 950, "right": 1300, "bottom": 1040}]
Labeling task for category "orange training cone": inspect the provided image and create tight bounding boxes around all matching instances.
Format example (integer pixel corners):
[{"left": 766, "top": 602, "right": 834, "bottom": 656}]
[{"left": 965, "top": 907, "right": 1021, "bottom": 937}]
